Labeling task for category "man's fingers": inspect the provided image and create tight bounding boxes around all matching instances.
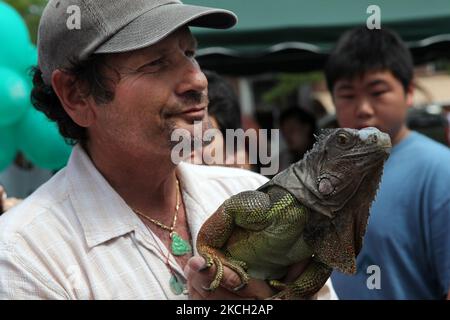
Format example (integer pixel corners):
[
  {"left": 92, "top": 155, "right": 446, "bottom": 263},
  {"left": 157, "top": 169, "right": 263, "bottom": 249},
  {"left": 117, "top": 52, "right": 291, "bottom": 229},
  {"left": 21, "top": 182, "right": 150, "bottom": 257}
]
[
  {"left": 185, "top": 256, "right": 277, "bottom": 299},
  {"left": 186, "top": 256, "right": 207, "bottom": 274},
  {"left": 219, "top": 266, "right": 243, "bottom": 291},
  {"left": 185, "top": 257, "right": 245, "bottom": 299},
  {"left": 185, "top": 256, "right": 242, "bottom": 291}
]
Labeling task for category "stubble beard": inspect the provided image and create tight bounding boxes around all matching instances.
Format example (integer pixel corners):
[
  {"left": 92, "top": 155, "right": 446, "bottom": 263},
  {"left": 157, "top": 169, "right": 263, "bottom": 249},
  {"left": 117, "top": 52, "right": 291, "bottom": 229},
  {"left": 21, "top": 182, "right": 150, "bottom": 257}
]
[
  {"left": 165, "top": 116, "right": 214, "bottom": 151},
  {"left": 162, "top": 93, "right": 212, "bottom": 153}
]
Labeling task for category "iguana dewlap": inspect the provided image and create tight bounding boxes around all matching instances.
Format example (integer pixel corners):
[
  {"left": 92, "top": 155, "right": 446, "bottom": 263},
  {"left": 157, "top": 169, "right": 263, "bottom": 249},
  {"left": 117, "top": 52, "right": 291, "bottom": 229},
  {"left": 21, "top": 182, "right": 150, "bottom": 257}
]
[{"left": 197, "top": 127, "right": 391, "bottom": 299}]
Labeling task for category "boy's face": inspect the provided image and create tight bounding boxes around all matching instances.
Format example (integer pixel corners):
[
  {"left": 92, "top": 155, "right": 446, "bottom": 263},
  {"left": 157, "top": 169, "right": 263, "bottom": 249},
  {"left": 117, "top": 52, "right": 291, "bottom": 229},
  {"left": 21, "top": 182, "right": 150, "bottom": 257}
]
[{"left": 332, "top": 70, "right": 413, "bottom": 145}]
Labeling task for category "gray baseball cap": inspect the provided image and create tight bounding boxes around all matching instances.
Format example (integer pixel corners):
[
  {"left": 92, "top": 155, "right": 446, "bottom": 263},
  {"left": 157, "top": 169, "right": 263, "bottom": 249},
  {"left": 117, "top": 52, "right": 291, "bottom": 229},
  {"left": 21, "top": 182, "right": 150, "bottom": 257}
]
[{"left": 38, "top": 0, "right": 237, "bottom": 85}]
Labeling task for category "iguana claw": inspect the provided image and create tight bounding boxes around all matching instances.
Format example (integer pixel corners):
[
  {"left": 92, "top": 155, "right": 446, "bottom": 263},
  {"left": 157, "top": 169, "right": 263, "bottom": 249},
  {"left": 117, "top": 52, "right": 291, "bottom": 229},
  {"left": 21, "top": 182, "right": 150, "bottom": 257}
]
[
  {"left": 201, "top": 284, "right": 215, "bottom": 291},
  {"left": 198, "top": 262, "right": 212, "bottom": 272}
]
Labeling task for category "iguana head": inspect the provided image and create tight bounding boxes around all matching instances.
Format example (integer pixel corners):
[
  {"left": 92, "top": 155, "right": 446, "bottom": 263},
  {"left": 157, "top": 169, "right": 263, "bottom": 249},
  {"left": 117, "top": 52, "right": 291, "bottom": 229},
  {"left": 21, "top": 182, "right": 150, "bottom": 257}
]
[
  {"left": 304, "top": 127, "right": 390, "bottom": 209},
  {"left": 304, "top": 127, "right": 390, "bottom": 274},
  {"left": 262, "top": 127, "right": 391, "bottom": 274}
]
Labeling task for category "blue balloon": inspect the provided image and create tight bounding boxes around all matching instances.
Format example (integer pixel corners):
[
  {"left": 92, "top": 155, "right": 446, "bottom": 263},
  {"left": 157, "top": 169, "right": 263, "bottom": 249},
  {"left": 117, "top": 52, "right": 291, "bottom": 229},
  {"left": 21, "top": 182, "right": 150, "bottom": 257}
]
[
  {"left": 0, "top": 125, "right": 17, "bottom": 171},
  {"left": 0, "top": 67, "right": 30, "bottom": 127}
]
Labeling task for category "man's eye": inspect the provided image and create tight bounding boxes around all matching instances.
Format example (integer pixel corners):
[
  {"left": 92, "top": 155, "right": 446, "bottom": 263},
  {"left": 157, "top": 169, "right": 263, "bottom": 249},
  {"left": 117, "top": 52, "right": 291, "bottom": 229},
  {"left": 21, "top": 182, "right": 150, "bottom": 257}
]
[
  {"left": 136, "top": 58, "right": 166, "bottom": 73},
  {"left": 147, "top": 58, "right": 165, "bottom": 66}
]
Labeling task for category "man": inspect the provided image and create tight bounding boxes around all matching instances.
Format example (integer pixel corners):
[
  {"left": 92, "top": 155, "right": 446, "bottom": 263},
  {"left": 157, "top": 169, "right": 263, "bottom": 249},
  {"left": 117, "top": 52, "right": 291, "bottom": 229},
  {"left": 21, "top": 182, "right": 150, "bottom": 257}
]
[
  {"left": 326, "top": 27, "right": 450, "bottom": 299},
  {"left": 0, "top": 0, "right": 335, "bottom": 299}
]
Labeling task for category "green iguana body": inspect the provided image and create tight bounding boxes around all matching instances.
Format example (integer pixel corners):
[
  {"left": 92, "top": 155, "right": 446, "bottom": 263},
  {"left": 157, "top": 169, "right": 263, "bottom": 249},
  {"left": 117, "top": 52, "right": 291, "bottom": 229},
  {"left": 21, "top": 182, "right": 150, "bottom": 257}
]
[{"left": 197, "top": 127, "right": 391, "bottom": 299}]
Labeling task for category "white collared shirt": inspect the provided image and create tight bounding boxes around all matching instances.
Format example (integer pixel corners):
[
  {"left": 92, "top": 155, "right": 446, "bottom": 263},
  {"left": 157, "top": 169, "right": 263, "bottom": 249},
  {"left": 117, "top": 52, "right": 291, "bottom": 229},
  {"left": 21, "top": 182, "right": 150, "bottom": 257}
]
[{"left": 0, "top": 145, "right": 336, "bottom": 299}]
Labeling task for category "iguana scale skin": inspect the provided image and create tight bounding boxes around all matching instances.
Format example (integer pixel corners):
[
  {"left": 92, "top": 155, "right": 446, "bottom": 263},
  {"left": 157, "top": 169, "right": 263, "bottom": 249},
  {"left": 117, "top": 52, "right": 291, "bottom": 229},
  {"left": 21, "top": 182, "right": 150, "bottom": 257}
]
[{"left": 197, "top": 127, "right": 391, "bottom": 299}]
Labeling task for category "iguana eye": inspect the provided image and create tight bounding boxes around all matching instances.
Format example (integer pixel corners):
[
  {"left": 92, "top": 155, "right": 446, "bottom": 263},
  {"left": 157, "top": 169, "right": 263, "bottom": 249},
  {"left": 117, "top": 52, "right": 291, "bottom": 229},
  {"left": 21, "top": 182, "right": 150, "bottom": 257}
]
[{"left": 337, "top": 133, "right": 350, "bottom": 145}]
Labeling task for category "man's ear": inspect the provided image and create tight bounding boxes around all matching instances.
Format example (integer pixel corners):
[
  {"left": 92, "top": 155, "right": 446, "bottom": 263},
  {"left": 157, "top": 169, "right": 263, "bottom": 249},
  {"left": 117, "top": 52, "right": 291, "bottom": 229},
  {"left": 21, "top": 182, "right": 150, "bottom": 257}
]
[
  {"left": 405, "top": 81, "right": 415, "bottom": 108},
  {"left": 51, "top": 70, "right": 96, "bottom": 127}
]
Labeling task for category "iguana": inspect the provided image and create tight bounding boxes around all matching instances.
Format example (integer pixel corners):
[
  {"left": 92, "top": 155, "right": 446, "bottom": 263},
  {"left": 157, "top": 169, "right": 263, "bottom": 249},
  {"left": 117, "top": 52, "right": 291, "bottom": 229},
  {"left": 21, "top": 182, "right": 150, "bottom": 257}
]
[{"left": 196, "top": 127, "right": 391, "bottom": 299}]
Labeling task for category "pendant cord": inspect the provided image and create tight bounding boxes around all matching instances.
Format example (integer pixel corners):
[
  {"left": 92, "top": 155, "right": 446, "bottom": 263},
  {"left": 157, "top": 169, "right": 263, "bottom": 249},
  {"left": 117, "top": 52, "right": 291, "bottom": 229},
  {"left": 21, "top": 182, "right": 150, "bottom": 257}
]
[
  {"left": 128, "top": 177, "right": 188, "bottom": 295},
  {"left": 130, "top": 232, "right": 173, "bottom": 299}
]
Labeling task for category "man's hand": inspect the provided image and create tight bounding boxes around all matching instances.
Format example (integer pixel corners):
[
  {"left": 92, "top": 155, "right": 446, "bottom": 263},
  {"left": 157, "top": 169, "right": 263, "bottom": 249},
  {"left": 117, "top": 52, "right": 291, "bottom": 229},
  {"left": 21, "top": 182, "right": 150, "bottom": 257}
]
[
  {"left": 184, "top": 256, "right": 275, "bottom": 299},
  {"left": 184, "top": 256, "right": 310, "bottom": 300}
]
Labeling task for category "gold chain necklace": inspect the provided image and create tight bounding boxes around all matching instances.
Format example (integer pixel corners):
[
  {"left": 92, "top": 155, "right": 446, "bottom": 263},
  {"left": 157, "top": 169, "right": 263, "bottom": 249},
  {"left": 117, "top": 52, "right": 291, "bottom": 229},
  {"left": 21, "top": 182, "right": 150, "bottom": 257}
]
[{"left": 133, "top": 178, "right": 192, "bottom": 256}]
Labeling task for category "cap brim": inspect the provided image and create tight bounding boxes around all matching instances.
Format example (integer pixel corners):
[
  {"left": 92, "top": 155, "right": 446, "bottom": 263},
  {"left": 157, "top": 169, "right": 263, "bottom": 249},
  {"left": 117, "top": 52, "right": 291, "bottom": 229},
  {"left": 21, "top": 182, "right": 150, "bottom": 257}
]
[{"left": 95, "top": 3, "right": 237, "bottom": 54}]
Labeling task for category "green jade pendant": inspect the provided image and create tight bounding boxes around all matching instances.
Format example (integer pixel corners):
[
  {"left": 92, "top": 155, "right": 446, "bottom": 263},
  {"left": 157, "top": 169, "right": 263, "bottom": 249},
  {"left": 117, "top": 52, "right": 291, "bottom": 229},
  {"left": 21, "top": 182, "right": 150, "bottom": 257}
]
[
  {"left": 169, "top": 274, "right": 187, "bottom": 295},
  {"left": 170, "top": 232, "right": 192, "bottom": 256}
]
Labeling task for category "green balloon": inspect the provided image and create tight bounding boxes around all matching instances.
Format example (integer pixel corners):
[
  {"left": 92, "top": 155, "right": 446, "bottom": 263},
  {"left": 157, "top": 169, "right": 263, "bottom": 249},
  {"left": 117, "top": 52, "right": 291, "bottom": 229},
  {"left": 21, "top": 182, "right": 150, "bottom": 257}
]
[
  {"left": 0, "top": 125, "right": 17, "bottom": 171},
  {"left": 0, "top": 2, "right": 33, "bottom": 74},
  {"left": 21, "top": 44, "right": 38, "bottom": 82},
  {"left": 16, "top": 109, "right": 72, "bottom": 170},
  {"left": 0, "top": 67, "right": 30, "bottom": 127}
]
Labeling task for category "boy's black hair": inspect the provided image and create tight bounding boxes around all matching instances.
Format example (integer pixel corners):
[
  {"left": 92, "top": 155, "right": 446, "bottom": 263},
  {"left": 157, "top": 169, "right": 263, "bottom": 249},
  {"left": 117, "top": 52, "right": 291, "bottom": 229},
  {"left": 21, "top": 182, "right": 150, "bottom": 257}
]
[{"left": 324, "top": 26, "right": 414, "bottom": 93}]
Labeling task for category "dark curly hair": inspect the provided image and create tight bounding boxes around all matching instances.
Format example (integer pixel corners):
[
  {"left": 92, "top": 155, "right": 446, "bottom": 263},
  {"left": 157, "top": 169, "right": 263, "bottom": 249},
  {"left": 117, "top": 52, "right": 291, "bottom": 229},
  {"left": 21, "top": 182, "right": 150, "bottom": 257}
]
[{"left": 30, "top": 55, "right": 117, "bottom": 145}]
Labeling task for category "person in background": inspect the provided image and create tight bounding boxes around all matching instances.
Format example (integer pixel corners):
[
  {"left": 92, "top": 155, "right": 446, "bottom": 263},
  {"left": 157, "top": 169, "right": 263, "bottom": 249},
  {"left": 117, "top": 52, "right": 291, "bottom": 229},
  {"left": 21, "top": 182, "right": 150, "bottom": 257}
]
[
  {"left": 279, "top": 106, "right": 317, "bottom": 171},
  {"left": 190, "top": 70, "right": 252, "bottom": 170},
  {"left": 0, "top": 153, "right": 54, "bottom": 200},
  {"left": 326, "top": 26, "right": 450, "bottom": 300},
  {"left": 0, "top": 185, "right": 21, "bottom": 215}
]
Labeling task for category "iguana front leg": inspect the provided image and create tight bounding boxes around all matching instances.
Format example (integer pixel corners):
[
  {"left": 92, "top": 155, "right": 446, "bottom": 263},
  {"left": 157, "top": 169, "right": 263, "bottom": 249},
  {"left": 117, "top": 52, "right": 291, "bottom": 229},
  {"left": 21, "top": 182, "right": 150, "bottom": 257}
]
[
  {"left": 268, "top": 259, "right": 332, "bottom": 299},
  {"left": 197, "top": 190, "right": 273, "bottom": 291}
]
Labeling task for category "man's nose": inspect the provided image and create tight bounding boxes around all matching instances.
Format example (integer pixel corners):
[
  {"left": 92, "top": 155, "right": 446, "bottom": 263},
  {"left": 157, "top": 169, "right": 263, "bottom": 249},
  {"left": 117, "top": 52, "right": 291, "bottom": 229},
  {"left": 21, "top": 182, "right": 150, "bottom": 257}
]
[
  {"left": 175, "top": 58, "right": 208, "bottom": 96},
  {"left": 355, "top": 98, "right": 375, "bottom": 119}
]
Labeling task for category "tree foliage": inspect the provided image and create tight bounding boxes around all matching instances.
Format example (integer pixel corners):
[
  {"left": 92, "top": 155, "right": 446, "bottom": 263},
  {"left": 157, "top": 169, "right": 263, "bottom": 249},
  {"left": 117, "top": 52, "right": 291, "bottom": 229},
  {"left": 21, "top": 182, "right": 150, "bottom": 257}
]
[{"left": 262, "top": 72, "right": 324, "bottom": 104}]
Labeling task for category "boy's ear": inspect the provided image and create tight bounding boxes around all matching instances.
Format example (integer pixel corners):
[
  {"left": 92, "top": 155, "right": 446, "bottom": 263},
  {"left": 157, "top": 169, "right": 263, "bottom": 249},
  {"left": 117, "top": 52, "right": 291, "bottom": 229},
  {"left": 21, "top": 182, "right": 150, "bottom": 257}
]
[{"left": 405, "top": 82, "right": 415, "bottom": 108}]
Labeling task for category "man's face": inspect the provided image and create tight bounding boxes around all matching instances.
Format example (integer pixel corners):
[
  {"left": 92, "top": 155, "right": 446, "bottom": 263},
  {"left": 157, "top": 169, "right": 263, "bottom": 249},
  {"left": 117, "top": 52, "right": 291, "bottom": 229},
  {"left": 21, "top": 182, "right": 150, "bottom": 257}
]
[
  {"left": 88, "top": 27, "right": 209, "bottom": 159},
  {"left": 332, "top": 70, "right": 413, "bottom": 144}
]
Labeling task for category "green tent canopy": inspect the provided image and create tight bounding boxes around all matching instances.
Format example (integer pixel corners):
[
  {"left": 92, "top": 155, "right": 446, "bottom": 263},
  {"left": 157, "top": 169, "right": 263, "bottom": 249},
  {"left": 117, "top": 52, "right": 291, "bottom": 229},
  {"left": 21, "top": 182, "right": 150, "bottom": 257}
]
[{"left": 185, "top": 0, "right": 450, "bottom": 75}]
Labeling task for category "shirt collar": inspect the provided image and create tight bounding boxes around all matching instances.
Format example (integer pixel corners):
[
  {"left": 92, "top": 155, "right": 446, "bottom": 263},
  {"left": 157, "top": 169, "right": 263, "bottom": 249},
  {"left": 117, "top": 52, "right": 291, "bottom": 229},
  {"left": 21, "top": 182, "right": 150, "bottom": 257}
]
[
  {"left": 65, "top": 145, "right": 213, "bottom": 250},
  {"left": 66, "top": 145, "right": 140, "bottom": 248}
]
